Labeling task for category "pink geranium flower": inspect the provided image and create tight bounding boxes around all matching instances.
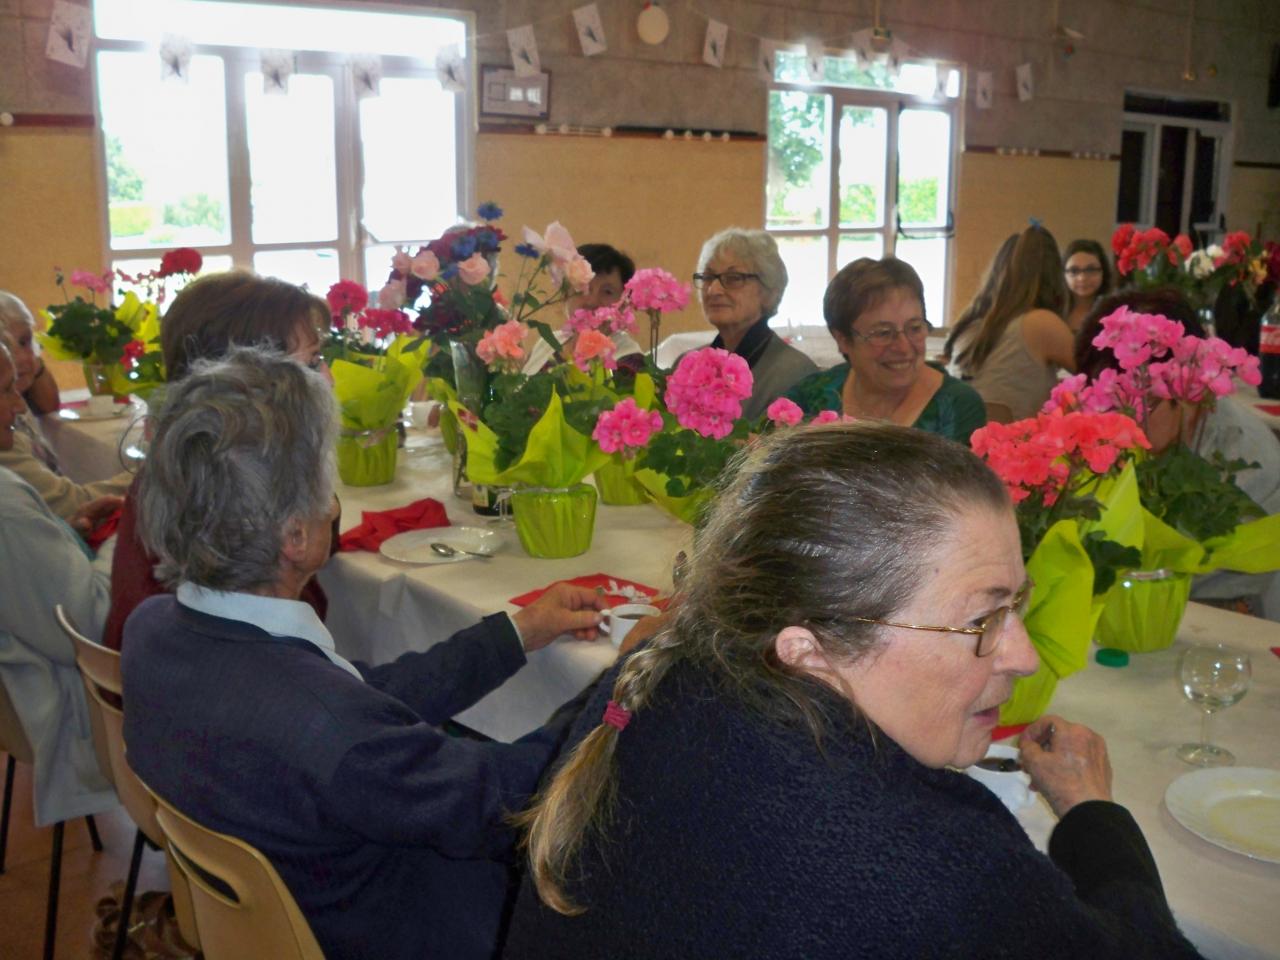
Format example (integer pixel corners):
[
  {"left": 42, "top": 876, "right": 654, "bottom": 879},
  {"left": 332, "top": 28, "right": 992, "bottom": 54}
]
[
  {"left": 664, "top": 347, "right": 753, "bottom": 439},
  {"left": 358, "top": 308, "right": 414, "bottom": 338},
  {"left": 625, "top": 268, "right": 691, "bottom": 313},
  {"left": 327, "top": 279, "right": 369, "bottom": 318},
  {"left": 593, "top": 397, "right": 663, "bottom": 455},
  {"left": 573, "top": 329, "right": 617, "bottom": 372},
  {"left": 476, "top": 319, "right": 529, "bottom": 371},
  {"left": 766, "top": 397, "right": 804, "bottom": 426},
  {"left": 69, "top": 269, "right": 114, "bottom": 294}
]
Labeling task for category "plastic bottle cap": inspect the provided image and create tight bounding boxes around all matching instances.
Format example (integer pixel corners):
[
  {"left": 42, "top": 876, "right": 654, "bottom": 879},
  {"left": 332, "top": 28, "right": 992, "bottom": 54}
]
[{"left": 1096, "top": 647, "right": 1130, "bottom": 668}]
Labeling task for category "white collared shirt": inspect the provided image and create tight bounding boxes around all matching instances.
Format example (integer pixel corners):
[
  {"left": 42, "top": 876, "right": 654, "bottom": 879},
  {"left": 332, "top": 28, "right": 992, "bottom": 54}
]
[{"left": 175, "top": 582, "right": 364, "bottom": 681}]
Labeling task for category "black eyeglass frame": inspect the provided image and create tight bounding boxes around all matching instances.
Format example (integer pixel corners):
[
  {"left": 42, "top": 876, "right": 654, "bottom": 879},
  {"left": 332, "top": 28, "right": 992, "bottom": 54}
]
[{"left": 692, "top": 271, "right": 761, "bottom": 291}]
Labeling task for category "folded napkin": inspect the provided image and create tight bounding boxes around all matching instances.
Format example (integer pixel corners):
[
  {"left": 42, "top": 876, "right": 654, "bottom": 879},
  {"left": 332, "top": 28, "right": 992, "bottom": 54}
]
[
  {"left": 1257, "top": 404, "right": 1280, "bottom": 417},
  {"left": 338, "top": 498, "right": 450, "bottom": 552},
  {"left": 1271, "top": 647, "right": 1280, "bottom": 660},
  {"left": 85, "top": 508, "right": 123, "bottom": 552},
  {"left": 511, "top": 573, "right": 660, "bottom": 609}
]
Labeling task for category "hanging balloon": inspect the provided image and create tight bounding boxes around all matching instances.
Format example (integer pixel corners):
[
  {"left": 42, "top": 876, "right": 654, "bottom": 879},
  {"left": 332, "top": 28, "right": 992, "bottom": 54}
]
[{"left": 637, "top": 2, "right": 670, "bottom": 46}]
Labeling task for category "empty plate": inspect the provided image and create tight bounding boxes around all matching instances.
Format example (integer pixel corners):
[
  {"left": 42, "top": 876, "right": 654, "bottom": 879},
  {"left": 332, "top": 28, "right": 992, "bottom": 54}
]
[
  {"left": 1165, "top": 766, "right": 1280, "bottom": 863},
  {"left": 379, "top": 526, "right": 500, "bottom": 564}
]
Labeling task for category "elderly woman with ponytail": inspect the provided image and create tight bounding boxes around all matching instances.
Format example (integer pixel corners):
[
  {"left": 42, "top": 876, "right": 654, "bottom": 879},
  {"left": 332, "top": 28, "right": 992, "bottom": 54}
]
[{"left": 504, "top": 424, "right": 1202, "bottom": 960}]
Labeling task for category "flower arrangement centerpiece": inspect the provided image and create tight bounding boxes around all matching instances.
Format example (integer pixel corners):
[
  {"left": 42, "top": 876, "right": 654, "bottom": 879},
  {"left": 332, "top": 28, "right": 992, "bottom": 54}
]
[
  {"left": 39, "top": 249, "right": 202, "bottom": 399},
  {"left": 323, "top": 280, "right": 428, "bottom": 486},
  {"left": 622, "top": 268, "right": 691, "bottom": 363},
  {"left": 1045, "top": 306, "right": 1280, "bottom": 651},
  {"left": 971, "top": 408, "right": 1150, "bottom": 722}
]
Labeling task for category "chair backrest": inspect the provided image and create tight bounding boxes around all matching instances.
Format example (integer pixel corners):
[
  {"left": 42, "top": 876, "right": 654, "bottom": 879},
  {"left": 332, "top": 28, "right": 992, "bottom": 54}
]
[
  {"left": 0, "top": 672, "right": 34, "bottom": 764},
  {"left": 58, "top": 603, "right": 201, "bottom": 948},
  {"left": 149, "top": 789, "right": 326, "bottom": 960}
]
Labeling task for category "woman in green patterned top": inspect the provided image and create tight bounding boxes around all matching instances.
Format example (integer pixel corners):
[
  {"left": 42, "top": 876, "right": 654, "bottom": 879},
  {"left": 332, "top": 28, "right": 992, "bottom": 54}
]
[{"left": 785, "top": 258, "right": 986, "bottom": 446}]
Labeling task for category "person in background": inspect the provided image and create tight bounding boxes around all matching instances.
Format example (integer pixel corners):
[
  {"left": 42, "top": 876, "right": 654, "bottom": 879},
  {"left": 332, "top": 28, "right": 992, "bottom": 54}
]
[
  {"left": 951, "top": 224, "right": 1075, "bottom": 422},
  {"left": 786, "top": 257, "right": 985, "bottom": 444},
  {"left": 522, "top": 243, "right": 644, "bottom": 375},
  {"left": 1075, "top": 287, "right": 1280, "bottom": 619},
  {"left": 1062, "top": 239, "right": 1114, "bottom": 334},
  {"left": 693, "top": 228, "right": 816, "bottom": 420},
  {"left": 0, "top": 315, "right": 132, "bottom": 521},
  {"left": 0, "top": 291, "right": 60, "bottom": 414},
  {"left": 102, "top": 270, "right": 334, "bottom": 650},
  {"left": 0, "top": 341, "right": 121, "bottom": 827},
  {"left": 122, "top": 348, "right": 607, "bottom": 960},
  {"left": 503, "top": 423, "right": 1200, "bottom": 960},
  {"left": 943, "top": 233, "right": 1017, "bottom": 365}
]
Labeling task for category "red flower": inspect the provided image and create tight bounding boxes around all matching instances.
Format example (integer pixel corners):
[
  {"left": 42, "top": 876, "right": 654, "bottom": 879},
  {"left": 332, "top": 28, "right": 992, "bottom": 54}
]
[
  {"left": 121, "top": 339, "right": 146, "bottom": 371},
  {"left": 1221, "top": 231, "right": 1253, "bottom": 264},
  {"left": 326, "top": 280, "right": 369, "bottom": 318},
  {"left": 358, "top": 308, "right": 414, "bottom": 338},
  {"left": 1168, "top": 234, "right": 1193, "bottom": 265},
  {"left": 158, "top": 248, "right": 203, "bottom": 277},
  {"left": 1111, "top": 224, "right": 1136, "bottom": 258}
]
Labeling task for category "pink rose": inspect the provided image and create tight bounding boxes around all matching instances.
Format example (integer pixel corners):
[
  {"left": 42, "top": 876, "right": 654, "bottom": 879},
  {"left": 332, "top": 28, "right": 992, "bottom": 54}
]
[
  {"left": 378, "top": 279, "right": 406, "bottom": 310},
  {"left": 410, "top": 250, "right": 440, "bottom": 281},
  {"left": 564, "top": 255, "right": 595, "bottom": 292},
  {"left": 457, "top": 253, "right": 491, "bottom": 286},
  {"left": 476, "top": 319, "right": 529, "bottom": 371},
  {"left": 391, "top": 247, "right": 412, "bottom": 275}
]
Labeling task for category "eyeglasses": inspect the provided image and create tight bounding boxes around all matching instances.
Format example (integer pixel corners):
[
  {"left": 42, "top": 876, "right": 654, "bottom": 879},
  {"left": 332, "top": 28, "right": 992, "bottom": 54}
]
[
  {"left": 1064, "top": 266, "right": 1103, "bottom": 277},
  {"left": 693, "top": 271, "right": 760, "bottom": 291},
  {"left": 852, "top": 580, "right": 1034, "bottom": 658},
  {"left": 848, "top": 320, "right": 932, "bottom": 349}
]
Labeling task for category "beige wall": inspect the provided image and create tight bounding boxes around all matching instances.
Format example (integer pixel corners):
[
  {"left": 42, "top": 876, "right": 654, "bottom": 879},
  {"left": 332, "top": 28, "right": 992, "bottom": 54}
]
[{"left": 1228, "top": 167, "right": 1280, "bottom": 242}]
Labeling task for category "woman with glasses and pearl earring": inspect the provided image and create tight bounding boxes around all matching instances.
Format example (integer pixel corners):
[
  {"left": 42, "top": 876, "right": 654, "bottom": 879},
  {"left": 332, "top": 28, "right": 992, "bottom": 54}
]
[
  {"left": 692, "top": 228, "right": 817, "bottom": 420},
  {"left": 786, "top": 257, "right": 987, "bottom": 444}
]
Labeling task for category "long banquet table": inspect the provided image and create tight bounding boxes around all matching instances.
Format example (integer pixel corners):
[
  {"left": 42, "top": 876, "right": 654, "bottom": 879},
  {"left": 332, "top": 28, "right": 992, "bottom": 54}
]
[{"left": 43, "top": 406, "right": 1280, "bottom": 959}]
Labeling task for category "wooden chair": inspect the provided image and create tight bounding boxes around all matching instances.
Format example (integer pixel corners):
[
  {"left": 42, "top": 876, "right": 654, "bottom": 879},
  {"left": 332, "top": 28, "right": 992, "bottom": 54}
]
[
  {"left": 0, "top": 668, "right": 105, "bottom": 960},
  {"left": 147, "top": 785, "right": 326, "bottom": 960},
  {"left": 58, "top": 604, "right": 200, "bottom": 959}
]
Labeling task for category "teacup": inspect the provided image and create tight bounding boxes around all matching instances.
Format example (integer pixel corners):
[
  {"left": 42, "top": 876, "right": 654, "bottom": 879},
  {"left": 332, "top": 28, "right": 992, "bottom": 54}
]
[
  {"left": 409, "top": 401, "right": 439, "bottom": 430},
  {"left": 603, "top": 603, "right": 661, "bottom": 648},
  {"left": 965, "top": 743, "right": 1034, "bottom": 813},
  {"left": 87, "top": 394, "right": 117, "bottom": 417}
]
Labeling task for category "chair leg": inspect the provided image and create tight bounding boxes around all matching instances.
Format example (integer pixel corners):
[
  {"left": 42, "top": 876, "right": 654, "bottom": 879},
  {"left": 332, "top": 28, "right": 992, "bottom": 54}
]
[
  {"left": 111, "top": 828, "right": 146, "bottom": 960},
  {"left": 85, "top": 813, "right": 104, "bottom": 851},
  {"left": 0, "top": 754, "right": 14, "bottom": 874},
  {"left": 44, "top": 820, "right": 64, "bottom": 960}
]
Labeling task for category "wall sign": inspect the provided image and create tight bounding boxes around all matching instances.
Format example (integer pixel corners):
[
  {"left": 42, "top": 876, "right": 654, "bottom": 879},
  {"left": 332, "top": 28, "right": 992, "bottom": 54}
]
[{"left": 480, "top": 66, "right": 551, "bottom": 120}]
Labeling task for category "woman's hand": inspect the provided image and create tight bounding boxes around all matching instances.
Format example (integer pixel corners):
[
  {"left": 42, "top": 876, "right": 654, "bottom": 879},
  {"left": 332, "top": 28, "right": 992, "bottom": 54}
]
[
  {"left": 70, "top": 495, "right": 125, "bottom": 537},
  {"left": 1018, "top": 714, "right": 1113, "bottom": 817}
]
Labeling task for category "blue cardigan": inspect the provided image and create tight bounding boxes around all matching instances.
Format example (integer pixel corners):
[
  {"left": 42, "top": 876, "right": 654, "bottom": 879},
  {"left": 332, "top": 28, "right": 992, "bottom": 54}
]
[
  {"left": 122, "top": 597, "right": 581, "bottom": 960},
  {"left": 503, "top": 660, "right": 1202, "bottom": 960}
]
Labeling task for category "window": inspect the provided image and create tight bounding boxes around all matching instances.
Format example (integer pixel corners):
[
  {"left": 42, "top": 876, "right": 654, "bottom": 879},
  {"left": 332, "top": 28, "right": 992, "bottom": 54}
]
[
  {"left": 766, "top": 51, "right": 960, "bottom": 329},
  {"left": 1116, "top": 92, "right": 1232, "bottom": 243},
  {"left": 93, "top": 0, "right": 473, "bottom": 291}
]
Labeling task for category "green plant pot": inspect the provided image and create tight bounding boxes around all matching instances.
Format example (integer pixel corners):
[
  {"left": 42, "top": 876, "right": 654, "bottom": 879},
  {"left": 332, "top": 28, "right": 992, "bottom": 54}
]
[
  {"left": 999, "top": 659, "right": 1059, "bottom": 726},
  {"left": 594, "top": 461, "right": 649, "bottom": 506},
  {"left": 1094, "top": 569, "right": 1192, "bottom": 653},
  {"left": 336, "top": 425, "right": 398, "bottom": 486},
  {"left": 511, "top": 484, "right": 597, "bottom": 558},
  {"left": 633, "top": 468, "right": 717, "bottom": 525}
]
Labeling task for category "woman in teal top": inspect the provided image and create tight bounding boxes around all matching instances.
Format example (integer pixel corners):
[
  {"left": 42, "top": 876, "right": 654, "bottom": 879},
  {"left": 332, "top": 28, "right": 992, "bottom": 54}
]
[{"left": 785, "top": 258, "right": 986, "bottom": 446}]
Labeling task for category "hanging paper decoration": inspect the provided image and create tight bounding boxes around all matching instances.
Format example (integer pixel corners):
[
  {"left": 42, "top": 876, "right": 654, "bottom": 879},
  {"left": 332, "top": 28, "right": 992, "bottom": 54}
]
[
  {"left": 507, "top": 25, "right": 541, "bottom": 78},
  {"left": 637, "top": 2, "right": 670, "bottom": 46},
  {"left": 805, "top": 40, "right": 825, "bottom": 81},
  {"left": 850, "top": 28, "right": 873, "bottom": 69},
  {"left": 703, "top": 20, "right": 728, "bottom": 68},
  {"left": 934, "top": 63, "right": 948, "bottom": 98},
  {"left": 159, "top": 34, "right": 193, "bottom": 84},
  {"left": 1016, "top": 62, "right": 1034, "bottom": 102},
  {"left": 975, "top": 70, "right": 994, "bottom": 110},
  {"left": 436, "top": 43, "right": 467, "bottom": 93},
  {"left": 352, "top": 54, "right": 381, "bottom": 99},
  {"left": 757, "top": 39, "right": 778, "bottom": 82},
  {"left": 261, "top": 49, "right": 294, "bottom": 95},
  {"left": 574, "top": 4, "right": 608, "bottom": 57},
  {"left": 45, "top": 0, "right": 91, "bottom": 69},
  {"left": 886, "top": 37, "right": 909, "bottom": 77}
]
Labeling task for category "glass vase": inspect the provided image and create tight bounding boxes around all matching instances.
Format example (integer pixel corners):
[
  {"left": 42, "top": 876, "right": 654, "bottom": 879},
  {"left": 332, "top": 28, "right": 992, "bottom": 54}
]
[
  {"left": 511, "top": 484, "right": 597, "bottom": 558},
  {"left": 594, "top": 460, "right": 649, "bottom": 506},
  {"left": 449, "top": 341, "right": 488, "bottom": 412},
  {"left": 1093, "top": 568, "right": 1192, "bottom": 653},
  {"left": 83, "top": 362, "right": 129, "bottom": 399},
  {"left": 336, "top": 423, "right": 398, "bottom": 487}
]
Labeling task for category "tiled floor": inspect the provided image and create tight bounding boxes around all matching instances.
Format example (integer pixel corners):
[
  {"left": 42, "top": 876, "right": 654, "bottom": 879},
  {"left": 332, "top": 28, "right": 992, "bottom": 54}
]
[{"left": 0, "top": 756, "right": 171, "bottom": 960}]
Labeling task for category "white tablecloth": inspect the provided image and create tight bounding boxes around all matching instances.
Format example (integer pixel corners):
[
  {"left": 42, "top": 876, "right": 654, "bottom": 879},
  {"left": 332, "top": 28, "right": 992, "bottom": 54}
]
[
  {"left": 36, "top": 390, "right": 147, "bottom": 483},
  {"left": 46, "top": 414, "right": 1280, "bottom": 958}
]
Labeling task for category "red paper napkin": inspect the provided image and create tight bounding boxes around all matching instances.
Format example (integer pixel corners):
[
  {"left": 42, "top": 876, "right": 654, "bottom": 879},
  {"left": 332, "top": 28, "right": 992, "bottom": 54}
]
[
  {"left": 338, "top": 498, "right": 450, "bottom": 552},
  {"left": 991, "top": 723, "right": 1028, "bottom": 743},
  {"left": 1257, "top": 404, "right": 1280, "bottom": 417},
  {"left": 1271, "top": 646, "right": 1280, "bottom": 660},
  {"left": 511, "top": 573, "right": 660, "bottom": 609},
  {"left": 85, "top": 507, "right": 123, "bottom": 551}
]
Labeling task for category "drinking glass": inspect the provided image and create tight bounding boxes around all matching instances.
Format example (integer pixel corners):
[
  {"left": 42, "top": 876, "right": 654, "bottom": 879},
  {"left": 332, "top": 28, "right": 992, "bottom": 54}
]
[{"left": 1177, "top": 643, "right": 1252, "bottom": 766}]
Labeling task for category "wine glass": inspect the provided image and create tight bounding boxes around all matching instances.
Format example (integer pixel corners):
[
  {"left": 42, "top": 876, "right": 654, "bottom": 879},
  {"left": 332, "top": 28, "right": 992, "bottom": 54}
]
[{"left": 1177, "top": 643, "right": 1252, "bottom": 766}]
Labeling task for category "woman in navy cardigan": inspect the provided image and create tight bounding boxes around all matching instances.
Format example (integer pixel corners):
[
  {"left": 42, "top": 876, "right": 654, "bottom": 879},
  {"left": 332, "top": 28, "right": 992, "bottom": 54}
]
[{"left": 504, "top": 423, "right": 1203, "bottom": 960}]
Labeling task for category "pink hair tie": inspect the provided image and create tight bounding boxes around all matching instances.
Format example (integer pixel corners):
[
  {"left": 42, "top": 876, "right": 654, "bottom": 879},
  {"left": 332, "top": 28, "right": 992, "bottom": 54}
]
[{"left": 602, "top": 700, "right": 631, "bottom": 732}]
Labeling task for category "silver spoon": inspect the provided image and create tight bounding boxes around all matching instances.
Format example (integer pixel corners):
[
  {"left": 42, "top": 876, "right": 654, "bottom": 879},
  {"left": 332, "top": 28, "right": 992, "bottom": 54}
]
[
  {"left": 430, "top": 541, "right": 491, "bottom": 560},
  {"left": 974, "top": 756, "right": 1021, "bottom": 773}
]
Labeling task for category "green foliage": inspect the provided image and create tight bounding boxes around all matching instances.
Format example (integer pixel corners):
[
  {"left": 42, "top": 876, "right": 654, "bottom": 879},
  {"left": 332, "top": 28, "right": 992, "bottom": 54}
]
[
  {"left": 898, "top": 178, "right": 939, "bottom": 223},
  {"left": 840, "top": 183, "right": 876, "bottom": 224},
  {"left": 105, "top": 134, "right": 144, "bottom": 202},
  {"left": 1080, "top": 531, "right": 1143, "bottom": 595},
  {"left": 108, "top": 202, "right": 153, "bottom": 238},
  {"left": 1137, "top": 445, "right": 1265, "bottom": 542},
  {"left": 44, "top": 298, "right": 135, "bottom": 365},
  {"left": 641, "top": 418, "right": 751, "bottom": 497},
  {"left": 163, "top": 192, "right": 226, "bottom": 231},
  {"left": 767, "top": 91, "right": 825, "bottom": 190}
]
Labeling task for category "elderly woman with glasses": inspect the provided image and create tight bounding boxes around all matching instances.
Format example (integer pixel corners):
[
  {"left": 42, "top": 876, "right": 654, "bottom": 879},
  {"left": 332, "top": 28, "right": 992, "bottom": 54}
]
[
  {"left": 502, "top": 423, "right": 1201, "bottom": 960},
  {"left": 786, "top": 257, "right": 986, "bottom": 444},
  {"left": 693, "top": 228, "right": 817, "bottom": 420},
  {"left": 122, "top": 348, "right": 607, "bottom": 960}
]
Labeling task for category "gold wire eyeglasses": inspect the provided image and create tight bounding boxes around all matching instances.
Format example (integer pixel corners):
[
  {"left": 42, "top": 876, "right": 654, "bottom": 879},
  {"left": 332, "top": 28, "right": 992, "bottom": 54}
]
[{"left": 852, "top": 580, "right": 1034, "bottom": 658}]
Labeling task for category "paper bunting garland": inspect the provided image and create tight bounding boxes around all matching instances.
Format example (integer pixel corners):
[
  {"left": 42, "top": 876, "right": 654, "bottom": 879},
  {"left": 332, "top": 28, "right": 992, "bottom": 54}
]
[
  {"left": 805, "top": 40, "right": 825, "bottom": 82},
  {"left": 1016, "top": 62, "right": 1034, "bottom": 101},
  {"left": 757, "top": 39, "right": 777, "bottom": 82},
  {"left": 975, "top": 70, "right": 994, "bottom": 109},
  {"left": 703, "top": 19, "right": 727, "bottom": 68},
  {"left": 436, "top": 43, "right": 467, "bottom": 93},
  {"left": 159, "top": 34, "right": 193, "bottom": 84},
  {"left": 507, "top": 25, "right": 541, "bottom": 78},
  {"left": 574, "top": 4, "right": 608, "bottom": 57},
  {"left": 352, "top": 54, "right": 381, "bottom": 99},
  {"left": 46, "top": 0, "right": 91, "bottom": 69},
  {"left": 261, "top": 50, "right": 294, "bottom": 95}
]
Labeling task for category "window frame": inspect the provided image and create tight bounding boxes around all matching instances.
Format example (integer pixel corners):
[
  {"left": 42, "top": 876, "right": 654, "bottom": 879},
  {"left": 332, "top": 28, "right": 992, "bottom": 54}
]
[
  {"left": 1119, "top": 109, "right": 1232, "bottom": 240},
  {"left": 91, "top": 1, "right": 476, "bottom": 287}
]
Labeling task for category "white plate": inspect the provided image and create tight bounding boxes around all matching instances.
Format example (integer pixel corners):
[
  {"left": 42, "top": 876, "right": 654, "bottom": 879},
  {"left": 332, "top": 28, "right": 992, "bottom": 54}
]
[
  {"left": 58, "top": 401, "right": 136, "bottom": 422},
  {"left": 1165, "top": 767, "right": 1280, "bottom": 863},
  {"left": 378, "top": 526, "right": 499, "bottom": 564}
]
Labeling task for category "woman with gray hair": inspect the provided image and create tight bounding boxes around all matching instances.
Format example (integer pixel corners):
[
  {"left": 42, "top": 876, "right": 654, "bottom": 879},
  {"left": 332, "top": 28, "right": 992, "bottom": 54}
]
[
  {"left": 503, "top": 423, "right": 1201, "bottom": 960},
  {"left": 121, "top": 347, "right": 609, "bottom": 960},
  {"left": 0, "top": 290, "right": 60, "bottom": 413},
  {"left": 693, "top": 228, "right": 816, "bottom": 419}
]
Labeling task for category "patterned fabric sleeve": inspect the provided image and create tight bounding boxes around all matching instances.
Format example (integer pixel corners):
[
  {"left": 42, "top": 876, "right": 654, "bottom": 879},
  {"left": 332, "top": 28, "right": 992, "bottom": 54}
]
[{"left": 784, "top": 363, "right": 848, "bottom": 416}]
